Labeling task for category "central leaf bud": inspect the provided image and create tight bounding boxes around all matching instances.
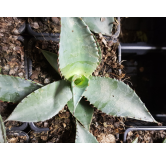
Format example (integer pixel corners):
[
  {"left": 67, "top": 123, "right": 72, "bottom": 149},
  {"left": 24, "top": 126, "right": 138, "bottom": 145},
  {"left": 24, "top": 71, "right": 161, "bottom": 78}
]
[
  {"left": 74, "top": 77, "right": 84, "bottom": 85},
  {"left": 72, "top": 75, "right": 88, "bottom": 88},
  {"left": 71, "top": 74, "right": 89, "bottom": 112}
]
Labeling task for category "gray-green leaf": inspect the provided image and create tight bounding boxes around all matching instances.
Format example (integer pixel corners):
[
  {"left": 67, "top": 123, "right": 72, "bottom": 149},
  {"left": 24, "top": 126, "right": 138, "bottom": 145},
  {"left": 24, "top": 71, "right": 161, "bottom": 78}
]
[
  {"left": 83, "top": 76, "right": 156, "bottom": 123},
  {"left": 0, "top": 74, "right": 42, "bottom": 103},
  {"left": 71, "top": 75, "right": 89, "bottom": 111},
  {"left": 67, "top": 99, "right": 93, "bottom": 130},
  {"left": 82, "top": 17, "right": 114, "bottom": 36},
  {"left": 75, "top": 120, "right": 98, "bottom": 143},
  {"left": 7, "top": 80, "right": 72, "bottom": 122},
  {"left": 40, "top": 49, "right": 59, "bottom": 73},
  {"left": 59, "top": 17, "right": 99, "bottom": 80}
]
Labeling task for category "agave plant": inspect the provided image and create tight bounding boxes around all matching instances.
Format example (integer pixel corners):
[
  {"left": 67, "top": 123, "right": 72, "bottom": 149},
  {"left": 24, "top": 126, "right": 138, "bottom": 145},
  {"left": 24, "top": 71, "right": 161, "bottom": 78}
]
[{"left": 0, "top": 17, "right": 157, "bottom": 143}]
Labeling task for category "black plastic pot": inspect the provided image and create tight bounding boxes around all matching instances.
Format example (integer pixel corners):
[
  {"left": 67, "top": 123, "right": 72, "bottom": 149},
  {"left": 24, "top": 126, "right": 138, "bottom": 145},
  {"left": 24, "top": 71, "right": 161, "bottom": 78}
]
[
  {"left": 6, "top": 122, "right": 29, "bottom": 132},
  {"left": 26, "top": 23, "right": 60, "bottom": 38},
  {"left": 153, "top": 114, "right": 166, "bottom": 125},
  {"left": 123, "top": 126, "right": 166, "bottom": 143},
  {"left": 17, "top": 35, "right": 31, "bottom": 79},
  {"left": 16, "top": 22, "right": 26, "bottom": 35},
  {"left": 29, "top": 122, "right": 49, "bottom": 132},
  {"left": 6, "top": 130, "right": 29, "bottom": 143}
]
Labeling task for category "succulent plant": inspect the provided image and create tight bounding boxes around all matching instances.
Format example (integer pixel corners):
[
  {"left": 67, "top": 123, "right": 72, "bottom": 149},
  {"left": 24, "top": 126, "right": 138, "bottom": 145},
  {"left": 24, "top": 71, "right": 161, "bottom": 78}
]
[{"left": 0, "top": 17, "right": 157, "bottom": 143}]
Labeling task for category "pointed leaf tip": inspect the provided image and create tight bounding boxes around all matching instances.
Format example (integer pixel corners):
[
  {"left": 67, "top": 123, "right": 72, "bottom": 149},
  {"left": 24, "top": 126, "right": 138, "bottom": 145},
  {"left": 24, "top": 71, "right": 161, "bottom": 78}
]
[
  {"left": 40, "top": 49, "right": 59, "bottom": 74},
  {"left": 0, "top": 75, "right": 42, "bottom": 103},
  {"left": 83, "top": 76, "right": 156, "bottom": 123},
  {"left": 7, "top": 80, "right": 72, "bottom": 122},
  {"left": 67, "top": 98, "right": 93, "bottom": 130},
  {"left": 75, "top": 120, "right": 98, "bottom": 143}
]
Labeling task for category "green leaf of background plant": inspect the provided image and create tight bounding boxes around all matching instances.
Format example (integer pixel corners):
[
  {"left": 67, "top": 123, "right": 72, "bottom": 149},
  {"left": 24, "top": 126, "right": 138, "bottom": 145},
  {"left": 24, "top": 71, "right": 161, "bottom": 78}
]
[
  {"left": 83, "top": 76, "right": 156, "bottom": 123},
  {"left": 0, "top": 75, "right": 42, "bottom": 103},
  {"left": 0, "top": 115, "right": 7, "bottom": 143},
  {"left": 59, "top": 17, "right": 99, "bottom": 80},
  {"left": 75, "top": 120, "right": 98, "bottom": 143},
  {"left": 82, "top": 17, "right": 114, "bottom": 36},
  {"left": 71, "top": 75, "right": 89, "bottom": 111},
  {"left": 67, "top": 99, "right": 93, "bottom": 130},
  {"left": 40, "top": 49, "right": 59, "bottom": 73},
  {"left": 132, "top": 137, "right": 138, "bottom": 143},
  {"left": 163, "top": 139, "right": 166, "bottom": 143},
  {"left": 6, "top": 80, "right": 72, "bottom": 122}
]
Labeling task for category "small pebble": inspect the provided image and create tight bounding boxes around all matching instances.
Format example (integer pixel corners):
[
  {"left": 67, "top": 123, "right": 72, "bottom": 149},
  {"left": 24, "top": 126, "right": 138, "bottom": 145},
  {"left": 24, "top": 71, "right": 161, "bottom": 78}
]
[
  {"left": 51, "top": 17, "right": 59, "bottom": 24},
  {"left": 44, "top": 122, "right": 48, "bottom": 128},
  {"left": 3, "top": 65, "right": 10, "bottom": 71},
  {"left": 97, "top": 133, "right": 116, "bottom": 143},
  {"left": 63, "top": 123, "right": 66, "bottom": 128},
  {"left": 9, "top": 69, "right": 15, "bottom": 75},
  {"left": 18, "top": 72, "right": 23, "bottom": 77},
  {"left": 14, "top": 66, "right": 19, "bottom": 72},
  {"left": 12, "top": 28, "right": 19, "bottom": 34},
  {"left": 44, "top": 78, "right": 50, "bottom": 84},
  {"left": 32, "top": 22, "right": 39, "bottom": 29}
]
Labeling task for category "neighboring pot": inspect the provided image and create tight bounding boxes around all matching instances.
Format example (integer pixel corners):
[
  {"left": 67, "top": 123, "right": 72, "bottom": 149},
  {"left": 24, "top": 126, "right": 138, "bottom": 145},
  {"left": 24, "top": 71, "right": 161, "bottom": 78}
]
[{"left": 123, "top": 126, "right": 166, "bottom": 143}]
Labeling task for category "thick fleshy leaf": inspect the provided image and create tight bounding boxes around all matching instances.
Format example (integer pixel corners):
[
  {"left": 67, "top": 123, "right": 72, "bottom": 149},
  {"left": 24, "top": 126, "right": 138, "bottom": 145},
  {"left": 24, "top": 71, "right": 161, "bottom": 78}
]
[
  {"left": 83, "top": 76, "right": 156, "bottom": 123},
  {"left": 0, "top": 115, "right": 7, "bottom": 143},
  {"left": 40, "top": 49, "right": 59, "bottom": 73},
  {"left": 93, "top": 35, "right": 102, "bottom": 65},
  {"left": 75, "top": 120, "right": 98, "bottom": 143},
  {"left": 82, "top": 17, "right": 114, "bottom": 36},
  {"left": 59, "top": 17, "right": 99, "bottom": 80},
  {"left": 71, "top": 75, "right": 89, "bottom": 111},
  {"left": 0, "top": 74, "right": 42, "bottom": 103},
  {"left": 7, "top": 80, "right": 72, "bottom": 122},
  {"left": 67, "top": 99, "right": 93, "bottom": 130},
  {"left": 132, "top": 137, "right": 138, "bottom": 143}
]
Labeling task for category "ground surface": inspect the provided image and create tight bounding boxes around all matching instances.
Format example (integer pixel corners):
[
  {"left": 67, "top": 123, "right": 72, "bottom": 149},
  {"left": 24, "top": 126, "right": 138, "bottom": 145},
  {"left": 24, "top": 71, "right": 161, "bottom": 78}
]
[{"left": 28, "top": 17, "right": 60, "bottom": 33}]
